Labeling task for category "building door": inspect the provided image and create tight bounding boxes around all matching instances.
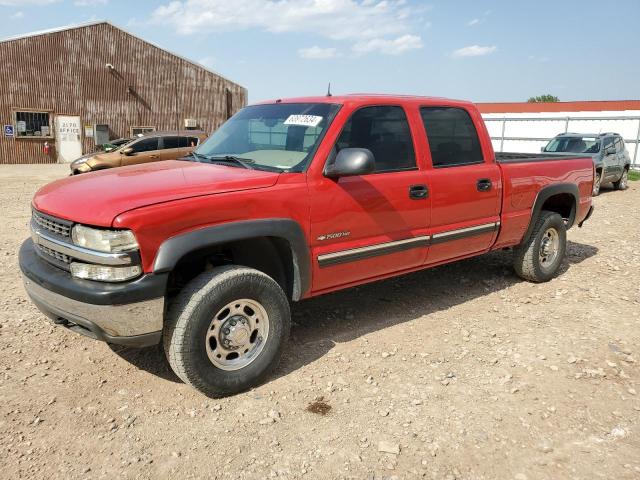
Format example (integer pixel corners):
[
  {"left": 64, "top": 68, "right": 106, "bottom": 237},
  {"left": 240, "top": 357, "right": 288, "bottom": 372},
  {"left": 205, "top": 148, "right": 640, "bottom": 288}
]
[{"left": 55, "top": 115, "right": 82, "bottom": 163}]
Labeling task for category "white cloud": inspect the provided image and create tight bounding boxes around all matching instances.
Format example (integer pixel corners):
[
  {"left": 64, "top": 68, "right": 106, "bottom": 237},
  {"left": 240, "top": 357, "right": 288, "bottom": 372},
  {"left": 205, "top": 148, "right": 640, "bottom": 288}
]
[
  {"left": 353, "top": 34, "right": 422, "bottom": 55},
  {"left": 0, "top": 0, "right": 57, "bottom": 4},
  {"left": 198, "top": 55, "right": 216, "bottom": 68},
  {"left": 10, "top": 10, "right": 23, "bottom": 18},
  {"left": 152, "top": 0, "right": 425, "bottom": 55},
  {"left": 467, "top": 18, "right": 480, "bottom": 26},
  {"left": 452, "top": 45, "right": 497, "bottom": 58},
  {"left": 298, "top": 46, "right": 337, "bottom": 59},
  {"left": 74, "top": 0, "right": 107, "bottom": 5}
]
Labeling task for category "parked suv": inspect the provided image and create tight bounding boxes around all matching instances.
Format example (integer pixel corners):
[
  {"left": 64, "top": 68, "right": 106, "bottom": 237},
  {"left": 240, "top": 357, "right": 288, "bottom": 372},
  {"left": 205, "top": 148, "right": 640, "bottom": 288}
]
[
  {"left": 70, "top": 131, "right": 208, "bottom": 174},
  {"left": 543, "top": 132, "right": 631, "bottom": 195}
]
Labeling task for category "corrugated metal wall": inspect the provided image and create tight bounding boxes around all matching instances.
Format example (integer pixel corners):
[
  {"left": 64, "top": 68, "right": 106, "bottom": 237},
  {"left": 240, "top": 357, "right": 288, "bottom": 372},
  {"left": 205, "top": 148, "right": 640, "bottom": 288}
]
[{"left": 0, "top": 22, "right": 247, "bottom": 164}]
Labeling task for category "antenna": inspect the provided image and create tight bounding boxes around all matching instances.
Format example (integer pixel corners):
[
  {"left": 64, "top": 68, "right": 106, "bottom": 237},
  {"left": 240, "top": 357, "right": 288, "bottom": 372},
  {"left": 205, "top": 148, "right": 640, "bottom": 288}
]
[{"left": 326, "top": 82, "right": 332, "bottom": 97}]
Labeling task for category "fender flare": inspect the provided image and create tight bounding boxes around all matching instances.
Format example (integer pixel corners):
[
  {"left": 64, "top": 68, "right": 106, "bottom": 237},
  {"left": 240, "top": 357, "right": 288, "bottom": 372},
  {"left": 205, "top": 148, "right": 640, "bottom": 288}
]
[
  {"left": 152, "top": 219, "right": 311, "bottom": 301},
  {"left": 521, "top": 183, "right": 579, "bottom": 245}
]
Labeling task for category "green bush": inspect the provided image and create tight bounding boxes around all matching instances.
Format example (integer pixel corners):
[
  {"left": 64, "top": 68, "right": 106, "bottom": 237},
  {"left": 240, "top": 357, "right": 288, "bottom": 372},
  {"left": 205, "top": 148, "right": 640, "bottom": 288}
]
[{"left": 629, "top": 170, "right": 640, "bottom": 181}]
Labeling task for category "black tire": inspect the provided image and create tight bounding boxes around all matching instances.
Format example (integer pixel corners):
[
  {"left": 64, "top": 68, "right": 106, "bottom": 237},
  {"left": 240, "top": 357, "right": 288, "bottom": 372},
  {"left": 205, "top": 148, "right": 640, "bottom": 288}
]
[
  {"left": 613, "top": 168, "right": 629, "bottom": 191},
  {"left": 513, "top": 210, "right": 567, "bottom": 283},
  {"left": 592, "top": 171, "right": 602, "bottom": 196},
  {"left": 163, "top": 266, "right": 291, "bottom": 397}
]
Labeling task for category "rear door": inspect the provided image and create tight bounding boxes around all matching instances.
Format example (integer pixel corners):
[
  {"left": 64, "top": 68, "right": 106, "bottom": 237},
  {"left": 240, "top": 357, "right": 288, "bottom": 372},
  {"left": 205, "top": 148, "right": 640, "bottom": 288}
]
[
  {"left": 601, "top": 136, "right": 617, "bottom": 180},
  {"left": 615, "top": 135, "right": 626, "bottom": 177},
  {"left": 158, "top": 135, "right": 190, "bottom": 160},
  {"left": 419, "top": 106, "right": 501, "bottom": 265},
  {"left": 308, "top": 105, "right": 430, "bottom": 293}
]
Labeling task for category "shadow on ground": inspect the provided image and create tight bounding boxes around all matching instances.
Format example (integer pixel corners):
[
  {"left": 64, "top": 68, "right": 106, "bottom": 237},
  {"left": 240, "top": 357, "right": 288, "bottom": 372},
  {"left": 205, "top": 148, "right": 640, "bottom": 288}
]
[{"left": 111, "top": 240, "right": 598, "bottom": 387}]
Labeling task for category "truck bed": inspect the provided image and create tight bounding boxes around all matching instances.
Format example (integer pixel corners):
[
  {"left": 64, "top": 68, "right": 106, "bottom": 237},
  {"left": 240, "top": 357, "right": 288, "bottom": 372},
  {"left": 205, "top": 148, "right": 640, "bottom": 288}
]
[{"left": 496, "top": 152, "right": 587, "bottom": 163}]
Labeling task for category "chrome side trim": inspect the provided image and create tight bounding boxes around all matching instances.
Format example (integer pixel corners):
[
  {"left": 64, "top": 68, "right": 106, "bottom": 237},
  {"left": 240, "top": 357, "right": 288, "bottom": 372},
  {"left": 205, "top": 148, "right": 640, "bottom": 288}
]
[
  {"left": 23, "top": 276, "right": 163, "bottom": 337},
  {"left": 318, "top": 236, "right": 431, "bottom": 268},
  {"left": 31, "top": 221, "right": 136, "bottom": 266},
  {"left": 317, "top": 222, "right": 500, "bottom": 268},
  {"left": 431, "top": 221, "right": 500, "bottom": 244}
]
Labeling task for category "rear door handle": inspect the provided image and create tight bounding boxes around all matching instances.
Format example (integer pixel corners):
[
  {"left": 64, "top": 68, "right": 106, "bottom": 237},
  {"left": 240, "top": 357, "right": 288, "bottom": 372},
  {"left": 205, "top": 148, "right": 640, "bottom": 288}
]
[
  {"left": 409, "top": 184, "right": 428, "bottom": 199},
  {"left": 477, "top": 179, "right": 492, "bottom": 192}
]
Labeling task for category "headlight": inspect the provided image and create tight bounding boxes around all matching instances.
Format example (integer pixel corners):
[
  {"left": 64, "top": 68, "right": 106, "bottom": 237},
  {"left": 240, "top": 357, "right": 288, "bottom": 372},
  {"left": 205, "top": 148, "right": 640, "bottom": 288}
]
[
  {"left": 70, "top": 263, "right": 142, "bottom": 282},
  {"left": 72, "top": 225, "right": 138, "bottom": 253}
]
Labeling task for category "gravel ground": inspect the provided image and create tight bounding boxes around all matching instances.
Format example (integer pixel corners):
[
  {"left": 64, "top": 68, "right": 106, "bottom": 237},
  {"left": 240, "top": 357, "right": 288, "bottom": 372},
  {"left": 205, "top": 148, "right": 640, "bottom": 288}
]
[{"left": 1, "top": 164, "right": 639, "bottom": 480}]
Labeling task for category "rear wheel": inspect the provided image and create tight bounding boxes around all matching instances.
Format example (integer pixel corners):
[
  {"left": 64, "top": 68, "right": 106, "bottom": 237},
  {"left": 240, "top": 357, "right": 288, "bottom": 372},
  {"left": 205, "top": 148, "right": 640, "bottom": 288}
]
[
  {"left": 163, "top": 266, "right": 290, "bottom": 397},
  {"left": 613, "top": 169, "right": 628, "bottom": 191},
  {"left": 592, "top": 171, "right": 602, "bottom": 196},
  {"left": 513, "top": 210, "right": 567, "bottom": 283}
]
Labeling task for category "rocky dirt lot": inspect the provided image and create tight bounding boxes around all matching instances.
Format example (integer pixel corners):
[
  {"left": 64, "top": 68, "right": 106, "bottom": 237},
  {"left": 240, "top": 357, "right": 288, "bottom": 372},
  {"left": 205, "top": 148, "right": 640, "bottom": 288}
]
[{"left": 0, "top": 165, "right": 639, "bottom": 480}]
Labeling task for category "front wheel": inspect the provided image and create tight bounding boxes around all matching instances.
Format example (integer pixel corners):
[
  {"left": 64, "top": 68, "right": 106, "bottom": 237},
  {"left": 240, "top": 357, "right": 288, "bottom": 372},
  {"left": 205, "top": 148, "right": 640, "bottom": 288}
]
[
  {"left": 513, "top": 210, "right": 567, "bottom": 283},
  {"left": 613, "top": 169, "right": 629, "bottom": 191},
  {"left": 163, "top": 266, "right": 291, "bottom": 397}
]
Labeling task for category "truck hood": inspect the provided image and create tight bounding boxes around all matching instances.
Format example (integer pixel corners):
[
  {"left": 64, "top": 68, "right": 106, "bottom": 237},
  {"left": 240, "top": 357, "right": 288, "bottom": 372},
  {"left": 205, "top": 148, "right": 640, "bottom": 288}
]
[{"left": 33, "top": 160, "right": 280, "bottom": 226}]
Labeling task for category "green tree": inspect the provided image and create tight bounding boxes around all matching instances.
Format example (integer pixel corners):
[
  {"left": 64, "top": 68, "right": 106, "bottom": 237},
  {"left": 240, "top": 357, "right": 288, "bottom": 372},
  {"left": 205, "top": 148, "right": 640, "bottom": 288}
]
[{"left": 527, "top": 94, "right": 560, "bottom": 103}]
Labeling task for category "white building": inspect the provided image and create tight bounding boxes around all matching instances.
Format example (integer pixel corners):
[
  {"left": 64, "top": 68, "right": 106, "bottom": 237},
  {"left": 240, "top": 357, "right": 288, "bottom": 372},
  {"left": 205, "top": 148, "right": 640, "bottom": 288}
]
[{"left": 478, "top": 100, "right": 640, "bottom": 167}]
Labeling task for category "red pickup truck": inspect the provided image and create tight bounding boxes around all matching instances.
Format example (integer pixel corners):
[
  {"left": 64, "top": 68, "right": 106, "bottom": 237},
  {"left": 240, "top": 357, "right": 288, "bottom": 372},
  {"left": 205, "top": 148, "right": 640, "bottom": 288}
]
[{"left": 20, "top": 95, "right": 594, "bottom": 397}]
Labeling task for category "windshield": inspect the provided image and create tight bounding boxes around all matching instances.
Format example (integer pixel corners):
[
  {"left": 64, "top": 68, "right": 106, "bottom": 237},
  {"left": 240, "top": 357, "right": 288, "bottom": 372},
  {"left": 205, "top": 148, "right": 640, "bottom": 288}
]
[
  {"left": 544, "top": 136, "right": 600, "bottom": 154},
  {"left": 193, "top": 103, "right": 340, "bottom": 172}
]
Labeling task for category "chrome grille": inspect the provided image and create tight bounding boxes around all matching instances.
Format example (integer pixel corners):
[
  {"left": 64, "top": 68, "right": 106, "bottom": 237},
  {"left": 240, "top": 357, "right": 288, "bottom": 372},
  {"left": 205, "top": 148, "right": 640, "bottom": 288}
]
[
  {"left": 32, "top": 210, "right": 72, "bottom": 238},
  {"left": 35, "top": 243, "right": 71, "bottom": 264}
]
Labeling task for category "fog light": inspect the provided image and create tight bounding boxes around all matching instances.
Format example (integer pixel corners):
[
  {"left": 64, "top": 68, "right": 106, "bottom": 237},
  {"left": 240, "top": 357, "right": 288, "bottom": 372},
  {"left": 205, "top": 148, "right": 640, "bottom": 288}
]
[{"left": 70, "top": 263, "right": 142, "bottom": 282}]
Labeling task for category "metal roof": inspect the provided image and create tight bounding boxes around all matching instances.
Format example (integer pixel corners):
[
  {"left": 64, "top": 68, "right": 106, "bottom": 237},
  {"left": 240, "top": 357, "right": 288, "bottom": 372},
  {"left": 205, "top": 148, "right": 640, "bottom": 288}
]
[
  {"left": 0, "top": 20, "right": 241, "bottom": 87},
  {"left": 477, "top": 100, "right": 640, "bottom": 114}
]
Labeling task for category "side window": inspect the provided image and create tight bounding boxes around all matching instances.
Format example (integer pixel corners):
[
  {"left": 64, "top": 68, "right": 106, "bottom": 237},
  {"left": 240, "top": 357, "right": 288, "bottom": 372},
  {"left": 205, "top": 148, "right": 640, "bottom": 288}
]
[
  {"left": 603, "top": 137, "right": 614, "bottom": 152},
  {"left": 420, "top": 107, "right": 484, "bottom": 168},
  {"left": 130, "top": 137, "right": 158, "bottom": 153},
  {"left": 336, "top": 106, "right": 416, "bottom": 172},
  {"left": 616, "top": 137, "right": 625, "bottom": 153},
  {"left": 161, "top": 136, "right": 183, "bottom": 149}
]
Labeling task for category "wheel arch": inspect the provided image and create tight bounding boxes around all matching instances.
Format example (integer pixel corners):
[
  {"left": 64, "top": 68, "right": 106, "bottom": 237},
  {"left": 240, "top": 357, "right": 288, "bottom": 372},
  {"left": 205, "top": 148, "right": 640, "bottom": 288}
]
[
  {"left": 520, "top": 183, "right": 578, "bottom": 246},
  {"left": 153, "top": 219, "right": 311, "bottom": 301}
]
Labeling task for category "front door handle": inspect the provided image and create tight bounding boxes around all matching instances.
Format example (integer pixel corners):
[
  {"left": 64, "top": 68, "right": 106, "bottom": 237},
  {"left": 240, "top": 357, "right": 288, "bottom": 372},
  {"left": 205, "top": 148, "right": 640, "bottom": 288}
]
[
  {"left": 409, "top": 184, "right": 428, "bottom": 199},
  {"left": 477, "top": 179, "right": 492, "bottom": 192}
]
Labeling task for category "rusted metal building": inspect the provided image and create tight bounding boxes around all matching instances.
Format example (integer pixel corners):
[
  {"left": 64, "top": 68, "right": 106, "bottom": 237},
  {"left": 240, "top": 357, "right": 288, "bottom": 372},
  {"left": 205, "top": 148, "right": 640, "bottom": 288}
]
[{"left": 0, "top": 21, "right": 247, "bottom": 164}]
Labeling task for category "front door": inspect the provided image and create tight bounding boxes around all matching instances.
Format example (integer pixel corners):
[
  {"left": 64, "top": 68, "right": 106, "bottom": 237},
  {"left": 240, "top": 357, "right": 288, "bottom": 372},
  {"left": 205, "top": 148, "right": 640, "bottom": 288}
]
[
  {"left": 419, "top": 106, "right": 501, "bottom": 265},
  {"left": 121, "top": 136, "right": 160, "bottom": 166},
  {"left": 55, "top": 115, "right": 82, "bottom": 163},
  {"left": 308, "top": 105, "right": 430, "bottom": 293}
]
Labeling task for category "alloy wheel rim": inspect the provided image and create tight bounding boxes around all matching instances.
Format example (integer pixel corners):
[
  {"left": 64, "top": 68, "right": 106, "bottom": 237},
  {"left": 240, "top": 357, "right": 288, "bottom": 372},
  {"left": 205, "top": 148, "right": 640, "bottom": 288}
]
[
  {"left": 539, "top": 227, "right": 560, "bottom": 269},
  {"left": 205, "top": 299, "right": 270, "bottom": 371},
  {"left": 620, "top": 171, "right": 628, "bottom": 189}
]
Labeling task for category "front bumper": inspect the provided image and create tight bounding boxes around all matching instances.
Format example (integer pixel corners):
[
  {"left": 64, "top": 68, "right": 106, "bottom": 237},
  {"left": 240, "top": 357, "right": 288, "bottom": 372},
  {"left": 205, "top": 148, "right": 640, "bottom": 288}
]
[{"left": 20, "top": 239, "right": 166, "bottom": 348}]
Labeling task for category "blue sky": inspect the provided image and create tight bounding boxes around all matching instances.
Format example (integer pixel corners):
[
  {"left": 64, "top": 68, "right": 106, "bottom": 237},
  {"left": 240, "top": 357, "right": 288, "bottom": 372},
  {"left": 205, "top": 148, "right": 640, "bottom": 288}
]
[{"left": 1, "top": 0, "right": 638, "bottom": 103}]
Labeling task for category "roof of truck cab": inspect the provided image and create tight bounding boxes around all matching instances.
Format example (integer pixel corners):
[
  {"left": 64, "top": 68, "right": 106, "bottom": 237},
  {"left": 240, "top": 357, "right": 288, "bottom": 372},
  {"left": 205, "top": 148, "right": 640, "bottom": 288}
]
[{"left": 254, "top": 94, "right": 474, "bottom": 107}]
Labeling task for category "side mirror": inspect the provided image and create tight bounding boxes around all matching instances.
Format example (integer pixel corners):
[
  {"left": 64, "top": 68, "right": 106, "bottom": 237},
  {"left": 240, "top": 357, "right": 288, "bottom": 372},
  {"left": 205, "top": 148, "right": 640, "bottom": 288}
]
[
  {"left": 540, "top": 146, "right": 546, "bottom": 153},
  {"left": 121, "top": 147, "right": 134, "bottom": 156},
  {"left": 324, "top": 148, "right": 375, "bottom": 178},
  {"left": 605, "top": 146, "right": 616, "bottom": 155}
]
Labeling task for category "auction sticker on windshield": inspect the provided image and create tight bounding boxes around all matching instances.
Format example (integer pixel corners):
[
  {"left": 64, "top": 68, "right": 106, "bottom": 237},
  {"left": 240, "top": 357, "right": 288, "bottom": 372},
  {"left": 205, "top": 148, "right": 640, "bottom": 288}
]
[{"left": 284, "top": 115, "right": 323, "bottom": 128}]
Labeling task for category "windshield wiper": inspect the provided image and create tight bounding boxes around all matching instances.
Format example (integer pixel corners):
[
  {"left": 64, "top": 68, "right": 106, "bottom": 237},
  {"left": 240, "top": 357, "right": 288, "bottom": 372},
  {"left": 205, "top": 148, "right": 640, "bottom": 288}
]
[
  {"left": 184, "top": 151, "right": 209, "bottom": 162},
  {"left": 206, "top": 155, "right": 256, "bottom": 170}
]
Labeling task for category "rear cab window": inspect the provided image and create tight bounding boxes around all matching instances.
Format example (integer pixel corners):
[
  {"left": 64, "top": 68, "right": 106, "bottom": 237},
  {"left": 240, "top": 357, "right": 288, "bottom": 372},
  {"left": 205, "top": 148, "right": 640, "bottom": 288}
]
[
  {"left": 420, "top": 107, "right": 484, "bottom": 168},
  {"left": 334, "top": 105, "right": 416, "bottom": 173}
]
